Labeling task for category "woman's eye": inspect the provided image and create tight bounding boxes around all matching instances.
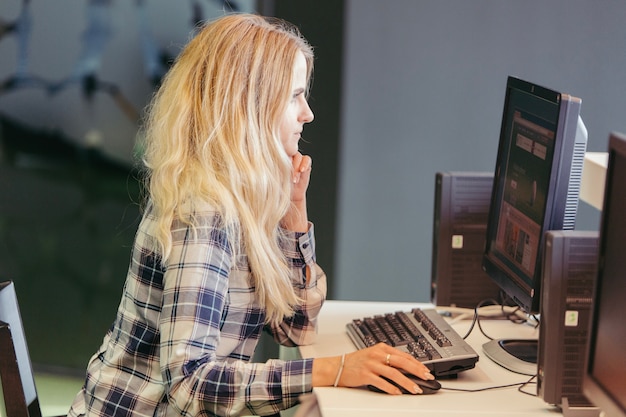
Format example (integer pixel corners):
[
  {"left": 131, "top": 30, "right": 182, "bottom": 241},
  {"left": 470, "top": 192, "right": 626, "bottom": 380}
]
[{"left": 292, "top": 89, "right": 305, "bottom": 101}]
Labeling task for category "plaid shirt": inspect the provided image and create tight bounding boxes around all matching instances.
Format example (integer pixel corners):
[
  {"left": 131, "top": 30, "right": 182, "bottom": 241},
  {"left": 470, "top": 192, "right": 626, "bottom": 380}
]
[{"left": 68, "top": 202, "right": 327, "bottom": 417}]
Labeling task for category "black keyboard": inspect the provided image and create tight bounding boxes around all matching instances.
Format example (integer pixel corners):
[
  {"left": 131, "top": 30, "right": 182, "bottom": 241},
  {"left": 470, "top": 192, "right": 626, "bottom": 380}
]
[{"left": 346, "top": 308, "right": 479, "bottom": 377}]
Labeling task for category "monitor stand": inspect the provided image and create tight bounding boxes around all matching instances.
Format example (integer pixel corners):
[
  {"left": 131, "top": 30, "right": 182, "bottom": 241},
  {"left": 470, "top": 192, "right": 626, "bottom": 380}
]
[{"left": 482, "top": 338, "right": 538, "bottom": 376}]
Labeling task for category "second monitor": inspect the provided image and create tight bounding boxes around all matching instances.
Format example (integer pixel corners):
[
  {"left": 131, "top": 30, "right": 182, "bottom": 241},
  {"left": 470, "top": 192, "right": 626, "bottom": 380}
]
[{"left": 481, "top": 76, "right": 588, "bottom": 373}]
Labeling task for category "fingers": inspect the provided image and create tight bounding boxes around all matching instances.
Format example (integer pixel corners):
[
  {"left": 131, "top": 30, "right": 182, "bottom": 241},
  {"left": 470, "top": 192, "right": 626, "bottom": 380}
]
[
  {"left": 338, "top": 343, "right": 434, "bottom": 395},
  {"left": 370, "top": 370, "right": 421, "bottom": 395},
  {"left": 291, "top": 152, "right": 312, "bottom": 184},
  {"left": 397, "top": 357, "right": 434, "bottom": 382},
  {"left": 290, "top": 153, "right": 312, "bottom": 206},
  {"left": 374, "top": 344, "right": 434, "bottom": 394},
  {"left": 376, "top": 343, "right": 433, "bottom": 379},
  {"left": 370, "top": 345, "right": 434, "bottom": 395}
]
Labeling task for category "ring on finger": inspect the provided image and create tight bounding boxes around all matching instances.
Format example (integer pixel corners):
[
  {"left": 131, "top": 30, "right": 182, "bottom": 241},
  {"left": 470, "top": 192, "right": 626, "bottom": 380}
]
[{"left": 385, "top": 353, "right": 391, "bottom": 366}]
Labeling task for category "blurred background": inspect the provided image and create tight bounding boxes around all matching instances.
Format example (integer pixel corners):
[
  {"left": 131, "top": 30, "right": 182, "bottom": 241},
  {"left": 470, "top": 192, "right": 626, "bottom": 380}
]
[{"left": 0, "top": 0, "right": 259, "bottom": 371}]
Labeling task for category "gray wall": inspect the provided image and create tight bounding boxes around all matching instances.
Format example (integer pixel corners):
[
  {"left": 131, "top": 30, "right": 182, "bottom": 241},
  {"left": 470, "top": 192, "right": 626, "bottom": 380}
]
[{"left": 334, "top": 0, "right": 626, "bottom": 302}]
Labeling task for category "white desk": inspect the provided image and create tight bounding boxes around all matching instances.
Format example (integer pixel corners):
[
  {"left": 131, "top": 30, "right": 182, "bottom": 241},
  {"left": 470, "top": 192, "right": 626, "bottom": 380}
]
[{"left": 299, "top": 300, "right": 560, "bottom": 417}]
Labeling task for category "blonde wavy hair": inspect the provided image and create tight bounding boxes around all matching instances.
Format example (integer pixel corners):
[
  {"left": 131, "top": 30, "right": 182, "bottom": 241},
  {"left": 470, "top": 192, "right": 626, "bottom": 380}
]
[{"left": 140, "top": 14, "right": 314, "bottom": 323}]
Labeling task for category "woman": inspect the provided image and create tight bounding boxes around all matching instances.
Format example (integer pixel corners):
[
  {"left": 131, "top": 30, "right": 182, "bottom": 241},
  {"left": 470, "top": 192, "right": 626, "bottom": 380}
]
[{"left": 68, "top": 13, "right": 433, "bottom": 417}]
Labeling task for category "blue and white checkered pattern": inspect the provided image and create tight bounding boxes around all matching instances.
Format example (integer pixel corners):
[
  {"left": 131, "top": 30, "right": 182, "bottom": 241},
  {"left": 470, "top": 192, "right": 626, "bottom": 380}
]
[{"left": 68, "top": 202, "right": 326, "bottom": 417}]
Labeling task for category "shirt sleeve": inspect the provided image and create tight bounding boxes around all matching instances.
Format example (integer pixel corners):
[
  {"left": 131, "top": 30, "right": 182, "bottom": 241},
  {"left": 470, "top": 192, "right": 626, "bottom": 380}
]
[
  {"left": 266, "top": 223, "right": 327, "bottom": 347},
  {"left": 159, "top": 215, "right": 325, "bottom": 417}
]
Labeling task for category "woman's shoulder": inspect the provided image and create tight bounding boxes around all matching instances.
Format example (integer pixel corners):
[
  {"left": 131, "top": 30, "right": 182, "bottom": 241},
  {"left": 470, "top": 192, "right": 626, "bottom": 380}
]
[{"left": 139, "top": 198, "right": 226, "bottom": 233}]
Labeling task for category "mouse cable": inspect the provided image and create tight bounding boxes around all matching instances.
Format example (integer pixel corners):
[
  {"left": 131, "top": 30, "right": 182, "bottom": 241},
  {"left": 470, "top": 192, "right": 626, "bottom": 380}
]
[{"left": 440, "top": 374, "right": 537, "bottom": 394}]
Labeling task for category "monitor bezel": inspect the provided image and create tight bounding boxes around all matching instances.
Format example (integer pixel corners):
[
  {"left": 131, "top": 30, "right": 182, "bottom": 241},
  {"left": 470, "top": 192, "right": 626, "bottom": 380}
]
[{"left": 482, "top": 76, "right": 583, "bottom": 314}]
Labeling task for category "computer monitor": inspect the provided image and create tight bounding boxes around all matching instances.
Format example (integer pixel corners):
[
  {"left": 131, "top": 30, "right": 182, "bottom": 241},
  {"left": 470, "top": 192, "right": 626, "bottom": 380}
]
[
  {"left": 481, "top": 76, "right": 588, "bottom": 374},
  {"left": 582, "top": 132, "right": 626, "bottom": 417}
]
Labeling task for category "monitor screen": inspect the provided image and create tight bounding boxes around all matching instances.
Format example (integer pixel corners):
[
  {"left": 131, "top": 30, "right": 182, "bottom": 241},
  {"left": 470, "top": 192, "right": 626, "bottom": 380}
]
[
  {"left": 482, "top": 76, "right": 587, "bottom": 315},
  {"left": 582, "top": 132, "right": 626, "bottom": 417}
]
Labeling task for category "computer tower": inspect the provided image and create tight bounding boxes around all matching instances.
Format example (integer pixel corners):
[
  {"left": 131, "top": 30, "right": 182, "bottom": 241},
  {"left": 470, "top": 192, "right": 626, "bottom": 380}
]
[
  {"left": 538, "top": 230, "right": 599, "bottom": 414},
  {"left": 430, "top": 171, "right": 502, "bottom": 308}
]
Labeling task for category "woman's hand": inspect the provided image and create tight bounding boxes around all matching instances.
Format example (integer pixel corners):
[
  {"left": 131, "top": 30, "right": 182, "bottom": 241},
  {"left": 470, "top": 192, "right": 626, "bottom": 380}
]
[
  {"left": 282, "top": 152, "right": 312, "bottom": 232},
  {"left": 290, "top": 152, "right": 312, "bottom": 203},
  {"left": 312, "top": 343, "right": 435, "bottom": 395}
]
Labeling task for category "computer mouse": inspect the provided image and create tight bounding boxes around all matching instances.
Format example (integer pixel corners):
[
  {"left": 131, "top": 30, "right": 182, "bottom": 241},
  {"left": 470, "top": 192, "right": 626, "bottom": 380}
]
[{"left": 368, "top": 374, "right": 441, "bottom": 395}]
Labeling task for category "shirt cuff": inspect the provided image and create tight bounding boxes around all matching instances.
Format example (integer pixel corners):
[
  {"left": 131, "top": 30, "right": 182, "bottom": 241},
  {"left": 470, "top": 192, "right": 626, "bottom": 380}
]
[
  {"left": 281, "top": 358, "right": 314, "bottom": 408},
  {"left": 296, "top": 222, "right": 316, "bottom": 265}
]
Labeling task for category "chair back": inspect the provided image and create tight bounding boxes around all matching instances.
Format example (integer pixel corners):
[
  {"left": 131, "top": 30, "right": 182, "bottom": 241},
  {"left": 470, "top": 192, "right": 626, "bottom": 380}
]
[{"left": 0, "top": 280, "right": 43, "bottom": 417}]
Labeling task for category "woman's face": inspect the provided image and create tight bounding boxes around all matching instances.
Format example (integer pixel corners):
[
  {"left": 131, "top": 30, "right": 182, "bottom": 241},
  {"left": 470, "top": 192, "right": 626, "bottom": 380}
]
[{"left": 279, "top": 51, "right": 314, "bottom": 157}]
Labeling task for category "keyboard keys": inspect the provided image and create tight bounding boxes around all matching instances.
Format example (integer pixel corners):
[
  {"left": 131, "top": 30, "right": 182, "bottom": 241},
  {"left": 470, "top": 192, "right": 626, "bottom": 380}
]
[{"left": 346, "top": 308, "right": 479, "bottom": 377}]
